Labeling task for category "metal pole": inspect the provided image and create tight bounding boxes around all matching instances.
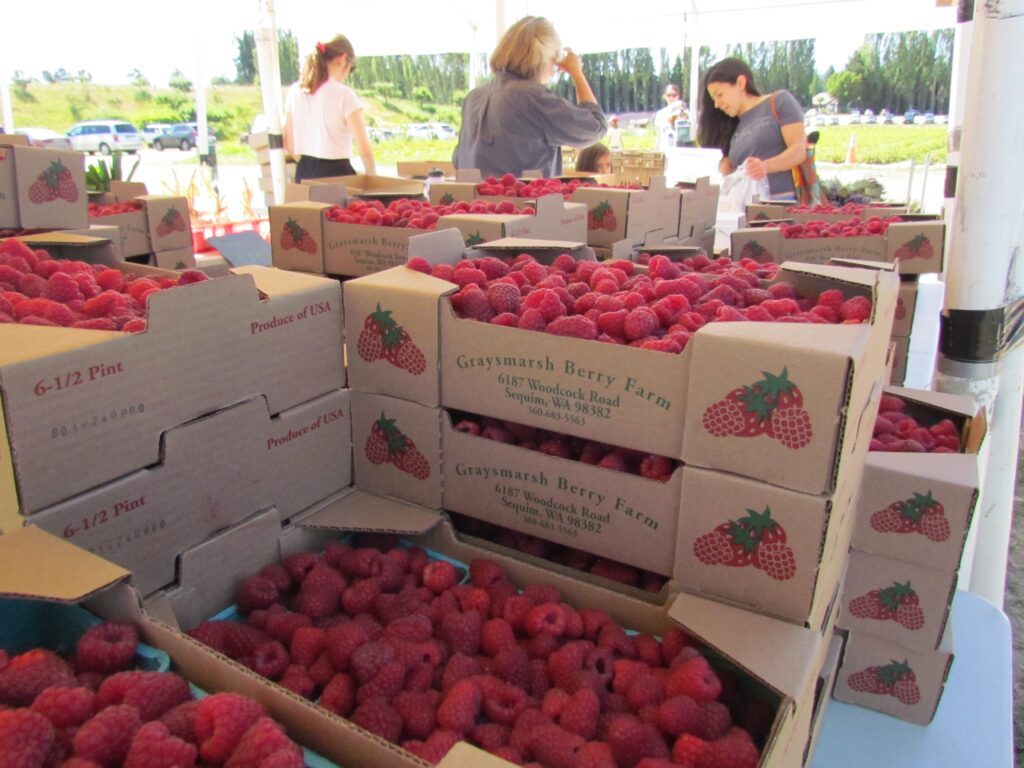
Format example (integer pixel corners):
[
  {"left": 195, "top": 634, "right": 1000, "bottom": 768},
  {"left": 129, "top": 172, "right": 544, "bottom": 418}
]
[
  {"left": 688, "top": 6, "right": 701, "bottom": 126},
  {"left": 256, "top": 0, "right": 286, "bottom": 205},
  {"left": 935, "top": 0, "right": 1024, "bottom": 607},
  {"left": 919, "top": 151, "right": 931, "bottom": 212},
  {"left": 904, "top": 158, "right": 915, "bottom": 207}
]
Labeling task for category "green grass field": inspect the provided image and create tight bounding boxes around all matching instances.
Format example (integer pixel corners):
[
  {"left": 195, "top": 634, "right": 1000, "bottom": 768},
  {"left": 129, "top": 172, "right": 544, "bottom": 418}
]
[{"left": 9, "top": 82, "right": 947, "bottom": 166}]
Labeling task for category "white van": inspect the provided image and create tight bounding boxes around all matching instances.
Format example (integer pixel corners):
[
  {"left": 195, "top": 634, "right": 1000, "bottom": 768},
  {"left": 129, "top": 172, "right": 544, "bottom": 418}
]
[{"left": 66, "top": 120, "right": 144, "bottom": 155}]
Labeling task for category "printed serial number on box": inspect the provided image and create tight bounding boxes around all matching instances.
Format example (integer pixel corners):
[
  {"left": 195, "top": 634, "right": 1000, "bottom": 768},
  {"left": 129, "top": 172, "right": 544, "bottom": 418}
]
[{"left": 51, "top": 402, "right": 146, "bottom": 439}]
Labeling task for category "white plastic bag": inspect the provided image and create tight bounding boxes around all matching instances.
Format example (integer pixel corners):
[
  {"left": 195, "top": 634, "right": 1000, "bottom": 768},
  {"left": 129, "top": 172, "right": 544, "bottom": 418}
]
[{"left": 720, "top": 166, "right": 770, "bottom": 213}]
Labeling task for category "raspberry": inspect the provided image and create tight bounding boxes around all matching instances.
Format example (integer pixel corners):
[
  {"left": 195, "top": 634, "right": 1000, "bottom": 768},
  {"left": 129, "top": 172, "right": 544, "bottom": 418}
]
[
  {"left": 559, "top": 687, "right": 600, "bottom": 739},
  {"left": 607, "top": 715, "right": 671, "bottom": 767},
  {"left": 341, "top": 578, "right": 381, "bottom": 616},
  {"left": 194, "top": 692, "right": 265, "bottom": 762},
  {"left": 406, "top": 728, "right": 462, "bottom": 763},
  {"left": 17, "top": 273, "right": 47, "bottom": 298},
  {"left": 392, "top": 689, "right": 439, "bottom": 740},
  {"left": 509, "top": 708, "right": 554, "bottom": 753},
  {"left": 319, "top": 672, "right": 356, "bottom": 717},
  {"left": 451, "top": 285, "right": 496, "bottom": 322},
  {"left": 236, "top": 576, "right": 280, "bottom": 614},
  {"left": 696, "top": 700, "right": 732, "bottom": 741},
  {"left": 524, "top": 603, "right": 567, "bottom": 637},
  {"left": 159, "top": 699, "right": 200, "bottom": 743},
  {"left": 123, "top": 721, "right": 198, "bottom": 768},
  {"left": 74, "top": 622, "right": 139, "bottom": 675},
  {"left": 357, "top": 660, "right": 406, "bottom": 704},
  {"left": 528, "top": 723, "right": 582, "bottom": 768},
  {"left": 470, "top": 721, "right": 510, "bottom": 752},
  {"left": 656, "top": 695, "right": 700, "bottom": 737},
  {"left": 574, "top": 740, "right": 618, "bottom": 768},
  {"left": 325, "top": 621, "right": 373, "bottom": 671},
  {"left": 623, "top": 306, "right": 660, "bottom": 340},
  {"left": 121, "top": 318, "right": 148, "bottom": 333},
  {"left": 283, "top": 551, "right": 321, "bottom": 582},
  {"left": 73, "top": 704, "right": 142, "bottom": 765},
  {"left": 223, "top": 716, "right": 303, "bottom": 768},
  {"left": 437, "top": 677, "right": 482, "bottom": 734},
  {"left": 440, "top": 610, "right": 483, "bottom": 656},
  {"left": 0, "top": 708, "right": 55, "bottom": 767},
  {"left": 187, "top": 620, "right": 231, "bottom": 654},
  {"left": 350, "top": 698, "right": 403, "bottom": 742},
  {"left": 47, "top": 271, "right": 85, "bottom": 303},
  {"left": 247, "top": 641, "right": 290, "bottom": 680},
  {"left": 95, "top": 671, "right": 191, "bottom": 721},
  {"left": 548, "top": 641, "right": 590, "bottom": 692},
  {"left": 546, "top": 315, "right": 599, "bottom": 339},
  {"left": 479, "top": 677, "right": 529, "bottom": 725},
  {"left": 422, "top": 560, "right": 460, "bottom": 594},
  {"left": 480, "top": 618, "right": 517, "bottom": 657},
  {"left": 839, "top": 295, "right": 872, "bottom": 322},
  {"left": 542, "top": 688, "right": 572, "bottom": 717},
  {"left": 263, "top": 612, "right": 312, "bottom": 647},
  {"left": 294, "top": 585, "right": 340, "bottom": 620},
  {"left": 442, "top": 653, "right": 484, "bottom": 692},
  {"left": 0, "top": 648, "right": 77, "bottom": 706},
  {"left": 660, "top": 629, "right": 691, "bottom": 665},
  {"left": 487, "top": 282, "right": 521, "bottom": 314},
  {"left": 596, "top": 622, "right": 635, "bottom": 658},
  {"left": 30, "top": 686, "right": 95, "bottom": 728},
  {"left": 696, "top": 734, "right": 760, "bottom": 768},
  {"left": 628, "top": 674, "right": 667, "bottom": 710},
  {"left": 350, "top": 640, "right": 396, "bottom": 684},
  {"left": 665, "top": 656, "right": 722, "bottom": 702}
]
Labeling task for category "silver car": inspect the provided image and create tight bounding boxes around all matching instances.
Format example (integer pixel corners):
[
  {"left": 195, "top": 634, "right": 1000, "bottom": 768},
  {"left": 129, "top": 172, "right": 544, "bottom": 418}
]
[{"left": 66, "top": 120, "right": 144, "bottom": 155}]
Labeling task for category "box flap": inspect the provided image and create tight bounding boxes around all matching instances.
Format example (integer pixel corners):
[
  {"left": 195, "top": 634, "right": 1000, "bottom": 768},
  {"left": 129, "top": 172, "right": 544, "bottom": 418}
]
[
  {"left": 15, "top": 232, "right": 113, "bottom": 247},
  {"left": 473, "top": 237, "right": 584, "bottom": 251},
  {"left": 110, "top": 180, "right": 149, "bottom": 199},
  {"left": 668, "top": 591, "right": 819, "bottom": 697},
  {"left": 437, "top": 742, "right": 514, "bottom": 767},
  {"left": 296, "top": 488, "right": 443, "bottom": 535},
  {"left": 0, "top": 135, "right": 31, "bottom": 147},
  {"left": 0, "top": 526, "right": 130, "bottom": 600},
  {"left": 883, "top": 385, "right": 979, "bottom": 420}
]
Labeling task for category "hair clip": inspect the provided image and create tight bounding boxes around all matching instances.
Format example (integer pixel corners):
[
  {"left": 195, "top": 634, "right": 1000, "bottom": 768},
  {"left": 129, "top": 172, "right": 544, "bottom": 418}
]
[{"left": 316, "top": 42, "right": 327, "bottom": 54}]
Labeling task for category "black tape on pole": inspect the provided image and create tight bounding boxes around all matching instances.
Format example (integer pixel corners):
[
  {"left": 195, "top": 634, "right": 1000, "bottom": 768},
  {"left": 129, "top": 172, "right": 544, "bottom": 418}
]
[
  {"left": 944, "top": 166, "right": 958, "bottom": 199},
  {"left": 268, "top": 133, "right": 284, "bottom": 150},
  {"left": 940, "top": 295, "right": 1024, "bottom": 363}
]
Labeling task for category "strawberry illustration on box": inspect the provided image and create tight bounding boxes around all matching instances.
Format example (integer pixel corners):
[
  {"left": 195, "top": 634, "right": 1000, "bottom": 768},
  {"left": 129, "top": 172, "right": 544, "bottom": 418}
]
[
  {"left": 154, "top": 206, "right": 187, "bottom": 237},
  {"left": 847, "top": 660, "right": 921, "bottom": 705},
  {"left": 692, "top": 505, "right": 796, "bottom": 580},
  {"left": 279, "top": 218, "right": 317, "bottom": 254},
  {"left": 737, "top": 240, "right": 773, "bottom": 262},
  {"left": 365, "top": 412, "right": 431, "bottom": 480},
  {"left": 870, "top": 491, "right": 950, "bottom": 542},
  {"left": 356, "top": 304, "right": 426, "bottom": 375},
  {"left": 702, "top": 367, "right": 812, "bottom": 449},
  {"left": 848, "top": 581, "right": 924, "bottom": 630},
  {"left": 586, "top": 201, "right": 617, "bottom": 231},
  {"left": 28, "top": 160, "right": 79, "bottom": 204},
  {"left": 893, "top": 233, "right": 934, "bottom": 263}
]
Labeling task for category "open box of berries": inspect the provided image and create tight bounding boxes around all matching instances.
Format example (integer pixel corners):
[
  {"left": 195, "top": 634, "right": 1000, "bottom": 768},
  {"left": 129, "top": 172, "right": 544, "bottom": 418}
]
[{"left": 745, "top": 202, "right": 909, "bottom": 224}]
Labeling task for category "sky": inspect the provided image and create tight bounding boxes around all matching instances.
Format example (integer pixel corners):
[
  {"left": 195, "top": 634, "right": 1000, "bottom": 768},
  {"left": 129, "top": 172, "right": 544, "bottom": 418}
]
[{"left": 1, "top": 1, "right": 955, "bottom": 88}]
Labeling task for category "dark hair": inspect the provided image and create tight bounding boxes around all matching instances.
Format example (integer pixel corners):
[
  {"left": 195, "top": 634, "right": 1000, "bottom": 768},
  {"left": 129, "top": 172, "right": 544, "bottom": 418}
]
[
  {"left": 575, "top": 143, "right": 611, "bottom": 173},
  {"left": 697, "top": 57, "right": 760, "bottom": 155},
  {"left": 299, "top": 35, "right": 355, "bottom": 94}
]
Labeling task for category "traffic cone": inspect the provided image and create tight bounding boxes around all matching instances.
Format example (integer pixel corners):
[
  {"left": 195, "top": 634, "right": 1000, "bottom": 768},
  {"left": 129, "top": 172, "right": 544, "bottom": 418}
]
[{"left": 846, "top": 133, "right": 858, "bottom": 165}]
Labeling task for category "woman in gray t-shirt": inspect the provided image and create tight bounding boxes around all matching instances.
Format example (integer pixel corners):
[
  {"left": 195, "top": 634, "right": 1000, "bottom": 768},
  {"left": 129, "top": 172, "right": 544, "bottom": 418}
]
[{"left": 697, "top": 58, "right": 810, "bottom": 200}]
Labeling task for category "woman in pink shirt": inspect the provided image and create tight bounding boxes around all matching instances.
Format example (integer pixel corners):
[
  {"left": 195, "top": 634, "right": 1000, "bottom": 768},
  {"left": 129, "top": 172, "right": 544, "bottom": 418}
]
[{"left": 284, "top": 35, "right": 376, "bottom": 182}]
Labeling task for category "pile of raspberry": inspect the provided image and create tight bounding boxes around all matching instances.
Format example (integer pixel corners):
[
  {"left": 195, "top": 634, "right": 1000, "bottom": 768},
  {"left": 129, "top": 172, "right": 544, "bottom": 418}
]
[
  {"left": 0, "top": 620, "right": 308, "bottom": 767},
  {"left": 476, "top": 175, "right": 595, "bottom": 200},
  {"left": 87, "top": 200, "right": 145, "bottom": 218},
  {"left": 449, "top": 513, "right": 669, "bottom": 594},
  {"left": 0, "top": 237, "right": 208, "bottom": 332},
  {"left": 324, "top": 196, "right": 533, "bottom": 230},
  {"left": 187, "top": 535, "right": 767, "bottom": 768},
  {"left": 408, "top": 251, "right": 872, "bottom": 352},
  {"left": 779, "top": 216, "right": 902, "bottom": 239},
  {"left": 869, "top": 393, "right": 963, "bottom": 453},
  {"left": 451, "top": 412, "right": 678, "bottom": 482}
]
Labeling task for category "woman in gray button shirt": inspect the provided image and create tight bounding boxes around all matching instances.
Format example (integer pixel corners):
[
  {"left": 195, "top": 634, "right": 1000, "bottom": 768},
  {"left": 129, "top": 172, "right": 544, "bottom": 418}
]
[{"left": 454, "top": 16, "right": 608, "bottom": 178}]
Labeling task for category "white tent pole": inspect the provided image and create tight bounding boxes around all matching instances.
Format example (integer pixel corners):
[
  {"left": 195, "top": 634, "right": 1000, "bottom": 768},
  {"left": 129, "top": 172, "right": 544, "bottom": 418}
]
[
  {"left": 0, "top": 66, "right": 13, "bottom": 133},
  {"left": 256, "top": 0, "right": 286, "bottom": 204},
  {"left": 194, "top": 26, "right": 212, "bottom": 178},
  {"left": 687, "top": 1, "right": 701, "bottom": 120},
  {"left": 935, "top": 0, "right": 1024, "bottom": 607}
]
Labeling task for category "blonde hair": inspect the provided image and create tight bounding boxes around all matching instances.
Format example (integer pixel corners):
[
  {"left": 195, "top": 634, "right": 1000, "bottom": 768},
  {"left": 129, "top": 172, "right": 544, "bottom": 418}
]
[
  {"left": 299, "top": 35, "right": 355, "bottom": 94},
  {"left": 490, "top": 16, "right": 561, "bottom": 82}
]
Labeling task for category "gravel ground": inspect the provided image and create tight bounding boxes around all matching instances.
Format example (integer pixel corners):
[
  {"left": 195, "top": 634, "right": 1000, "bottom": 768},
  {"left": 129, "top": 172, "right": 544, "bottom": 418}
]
[{"left": 1009, "top": 442, "right": 1024, "bottom": 766}]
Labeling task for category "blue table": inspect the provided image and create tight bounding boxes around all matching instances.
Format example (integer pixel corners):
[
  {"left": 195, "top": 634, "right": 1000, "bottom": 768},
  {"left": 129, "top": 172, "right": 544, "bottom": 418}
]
[{"left": 812, "top": 590, "right": 1013, "bottom": 767}]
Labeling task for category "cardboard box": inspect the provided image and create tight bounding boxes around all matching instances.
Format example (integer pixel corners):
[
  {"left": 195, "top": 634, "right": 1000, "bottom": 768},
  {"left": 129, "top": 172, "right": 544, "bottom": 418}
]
[
  {"left": 351, "top": 391, "right": 442, "bottom": 509},
  {"left": 802, "top": 634, "right": 844, "bottom": 765},
  {"left": 441, "top": 410, "right": 683, "bottom": 576},
  {"left": 437, "top": 193, "right": 587, "bottom": 246},
  {"left": 675, "top": 464, "right": 859, "bottom": 628},
  {"left": 746, "top": 203, "right": 909, "bottom": 224},
  {"left": 288, "top": 174, "right": 424, "bottom": 204},
  {"left": 87, "top": 195, "right": 192, "bottom": 257},
  {"left": 678, "top": 177, "right": 721, "bottom": 240},
  {"left": 0, "top": 140, "right": 88, "bottom": 229},
  {"left": 270, "top": 200, "right": 330, "bottom": 274},
  {"left": 0, "top": 261, "right": 345, "bottom": 515},
  {"left": 153, "top": 245, "right": 197, "bottom": 271},
  {"left": 572, "top": 176, "right": 681, "bottom": 248},
  {"left": 888, "top": 335, "right": 910, "bottom": 384},
  {"left": 892, "top": 277, "right": 918, "bottom": 337},
  {"left": 852, "top": 387, "right": 984, "bottom": 572},
  {"left": 838, "top": 547, "right": 957, "bottom": 652},
  {"left": 396, "top": 160, "right": 456, "bottom": 178},
  {"left": 348, "top": 229, "right": 895, "bottom": 495},
  {"left": 26, "top": 389, "right": 351, "bottom": 595},
  {"left": 833, "top": 622, "right": 954, "bottom": 725},
  {"left": 730, "top": 220, "right": 945, "bottom": 274}
]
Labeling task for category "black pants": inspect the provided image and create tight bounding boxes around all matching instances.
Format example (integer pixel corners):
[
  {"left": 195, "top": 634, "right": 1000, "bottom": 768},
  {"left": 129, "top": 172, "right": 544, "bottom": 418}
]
[{"left": 295, "top": 156, "right": 356, "bottom": 183}]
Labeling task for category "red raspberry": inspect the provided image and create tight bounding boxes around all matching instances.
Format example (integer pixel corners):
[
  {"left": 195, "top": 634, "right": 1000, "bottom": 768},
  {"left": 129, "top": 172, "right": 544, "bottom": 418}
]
[
  {"left": 623, "top": 306, "right": 660, "bottom": 340},
  {"left": 0, "top": 648, "right": 77, "bottom": 706},
  {"left": 0, "top": 708, "right": 55, "bottom": 767},
  {"left": 451, "top": 285, "right": 496, "bottom": 322},
  {"left": 528, "top": 723, "right": 583, "bottom": 768},
  {"left": 628, "top": 674, "right": 667, "bottom": 710},
  {"left": 223, "top": 716, "right": 303, "bottom": 768},
  {"left": 590, "top": 559, "right": 641, "bottom": 588},
  {"left": 546, "top": 315, "right": 599, "bottom": 339},
  {"left": 665, "top": 656, "right": 722, "bottom": 702},
  {"left": 656, "top": 695, "right": 700, "bottom": 737},
  {"left": 479, "top": 676, "right": 529, "bottom": 726},
  {"left": 559, "top": 687, "right": 600, "bottom": 739},
  {"left": 607, "top": 715, "right": 671, "bottom": 767},
  {"left": 547, "top": 641, "right": 590, "bottom": 692},
  {"left": 235, "top": 576, "right": 280, "bottom": 614},
  {"left": 187, "top": 620, "right": 231, "bottom": 654},
  {"left": 176, "top": 269, "right": 208, "bottom": 286},
  {"left": 325, "top": 621, "right": 373, "bottom": 671},
  {"left": 47, "top": 271, "right": 84, "bottom": 303},
  {"left": 293, "top": 584, "right": 340, "bottom": 621},
  {"left": 575, "top": 740, "right": 617, "bottom": 768},
  {"left": 159, "top": 699, "right": 200, "bottom": 743},
  {"left": 350, "top": 698, "right": 403, "bottom": 743},
  {"left": 350, "top": 640, "right": 396, "bottom": 684},
  {"left": 263, "top": 612, "right": 312, "bottom": 647},
  {"left": 123, "top": 720, "right": 198, "bottom": 768},
  {"left": 391, "top": 689, "right": 439, "bottom": 740},
  {"left": 95, "top": 671, "right": 191, "bottom": 721},
  {"left": 542, "top": 688, "right": 571, "bottom": 717},
  {"left": 320, "top": 672, "right": 356, "bottom": 717},
  {"left": 839, "top": 295, "right": 872, "bottom": 322},
  {"left": 480, "top": 618, "right": 517, "bottom": 657},
  {"left": 440, "top": 611, "right": 483, "bottom": 656},
  {"left": 442, "top": 653, "right": 484, "bottom": 692},
  {"left": 246, "top": 641, "right": 290, "bottom": 680},
  {"left": 384, "top": 614, "right": 434, "bottom": 645},
  {"left": 357, "top": 660, "right": 406, "bottom": 704},
  {"left": 73, "top": 704, "right": 142, "bottom": 765},
  {"left": 696, "top": 734, "right": 760, "bottom": 768},
  {"left": 524, "top": 603, "right": 567, "bottom": 638},
  {"left": 696, "top": 700, "right": 732, "bottom": 741},
  {"left": 487, "top": 282, "right": 521, "bottom": 314},
  {"left": 422, "top": 560, "right": 460, "bottom": 594},
  {"left": 283, "top": 550, "right": 322, "bottom": 582},
  {"left": 74, "top": 622, "right": 139, "bottom": 675},
  {"left": 406, "top": 728, "right": 462, "bottom": 763},
  {"left": 437, "top": 677, "right": 483, "bottom": 734},
  {"left": 194, "top": 692, "right": 265, "bottom": 762},
  {"left": 30, "top": 686, "right": 95, "bottom": 728}
]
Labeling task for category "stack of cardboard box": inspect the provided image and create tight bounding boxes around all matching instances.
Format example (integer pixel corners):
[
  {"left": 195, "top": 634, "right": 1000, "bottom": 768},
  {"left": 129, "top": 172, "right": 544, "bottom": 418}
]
[
  {"left": 833, "top": 386, "right": 984, "bottom": 724},
  {"left": 247, "top": 130, "right": 296, "bottom": 206},
  {"left": 0, "top": 136, "right": 87, "bottom": 234}
]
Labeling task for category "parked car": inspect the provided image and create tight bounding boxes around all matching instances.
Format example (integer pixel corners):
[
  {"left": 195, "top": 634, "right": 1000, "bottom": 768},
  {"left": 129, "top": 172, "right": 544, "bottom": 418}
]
[
  {"left": 153, "top": 123, "right": 216, "bottom": 151},
  {"left": 66, "top": 120, "right": 143, "bottom": 154},
  {"left": 903, "top": 108, "right": 920, "bottom": 124},
  {"left": 142, "top": 123, "right": 173, "bottom": 147},
  {"left": 849, "top": 108, "right": 862, "bottom": 124},
  {"left": 923, "top": 112, "right": 935, "bottom": 124},
  {"left": 13, "top": 127, "right": 73, "bottom": 151},
  {"left": 429, "top": 122, "right": 457, "bottom": 140},
  {"left": 405, "top": 122, "right": 456, "bottom": 140}
]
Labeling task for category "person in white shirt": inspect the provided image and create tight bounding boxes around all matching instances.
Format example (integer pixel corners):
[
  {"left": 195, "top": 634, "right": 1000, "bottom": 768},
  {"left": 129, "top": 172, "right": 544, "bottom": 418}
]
[
  {"left": 284, "top": 35, "right": 376, "bottom": 182},
  {"left": 654, "top": 83, "right": 686, "bottom": 152}
]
